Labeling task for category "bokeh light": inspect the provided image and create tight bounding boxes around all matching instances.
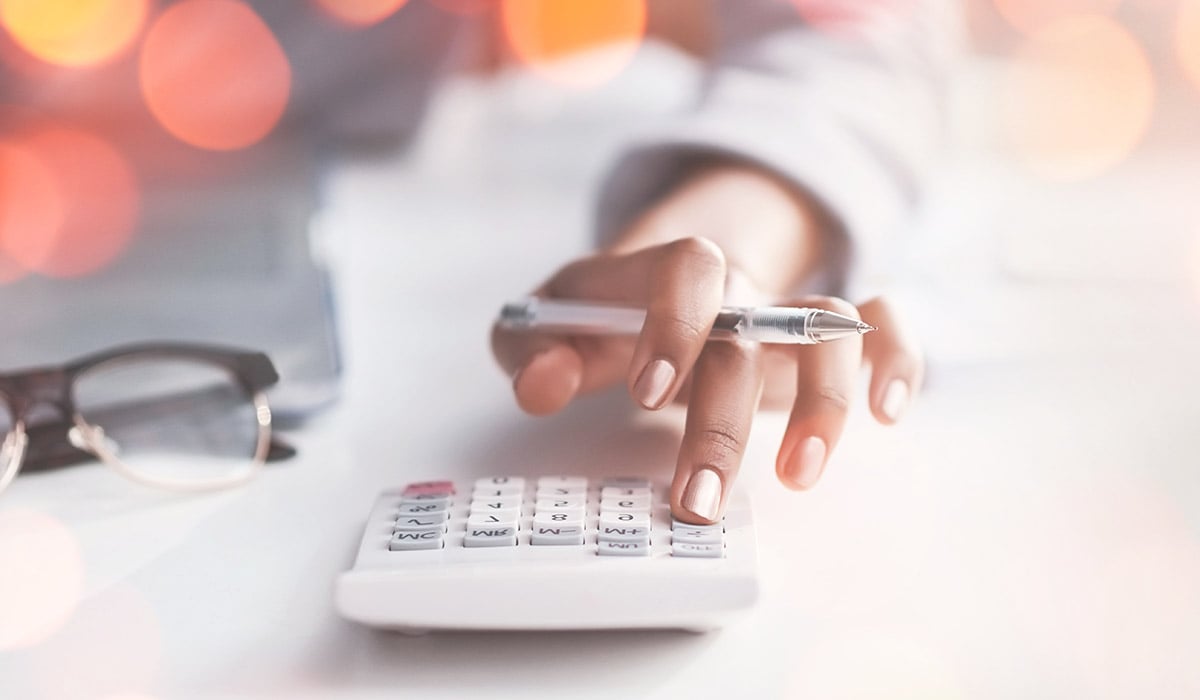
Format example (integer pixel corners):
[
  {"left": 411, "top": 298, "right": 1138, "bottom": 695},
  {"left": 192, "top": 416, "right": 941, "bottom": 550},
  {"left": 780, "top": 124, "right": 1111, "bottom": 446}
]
[
  {"left": 139, "top": 0, "right": 291, "bottom": 151},
  {"left": 313, "top": 0, "right": 408, "bottom": 27},
  {"left": 501, "top": 0, "right": 646, "bottom": 88},
  {"left": 1177, "top": 0, "right": 1200, "bottom": 93},
  {"left": 0, "top": 509, "right": 84, "bottom": 650},
  {"left": 993, "top": 0, "right": 1121, "bottom": 35},
  {"left": 0, "top": 138, "right": 65, "bottom": 284},
  {"left": 17, "top": 126, "right": 140, "bottom": 278},
  {"left": 29, "top": 585, "right": 162, "bottom": 699},
  {"left": 0, "top": 0, "right": 149, "bottom": 67},
  {"left": 1001, "top": 15, "right": 1153, "bottom": 181}
]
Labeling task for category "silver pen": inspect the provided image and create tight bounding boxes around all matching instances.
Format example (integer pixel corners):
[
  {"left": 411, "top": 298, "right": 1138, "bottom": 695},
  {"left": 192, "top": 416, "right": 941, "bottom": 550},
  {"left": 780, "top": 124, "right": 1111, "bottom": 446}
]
[{"left": 498, "top": 297, "right": 875, "bottom": 345}]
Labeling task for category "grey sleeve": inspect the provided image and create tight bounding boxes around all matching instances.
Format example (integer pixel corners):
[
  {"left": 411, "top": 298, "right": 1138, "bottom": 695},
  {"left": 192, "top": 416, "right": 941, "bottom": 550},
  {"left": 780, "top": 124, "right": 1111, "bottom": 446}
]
[{"left": 594, "top": 1, "right": 962, "bottom": 293}]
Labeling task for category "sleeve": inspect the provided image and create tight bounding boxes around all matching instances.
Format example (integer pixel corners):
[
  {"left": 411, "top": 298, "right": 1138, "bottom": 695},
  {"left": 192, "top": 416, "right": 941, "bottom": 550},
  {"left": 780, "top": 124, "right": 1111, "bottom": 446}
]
[{"left": 594, "top": 0, "right": 963, "bottom": 295}]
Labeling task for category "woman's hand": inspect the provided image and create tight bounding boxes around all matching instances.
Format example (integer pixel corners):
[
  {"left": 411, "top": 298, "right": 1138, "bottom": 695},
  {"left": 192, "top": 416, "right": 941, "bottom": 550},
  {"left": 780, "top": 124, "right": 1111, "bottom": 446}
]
[{"left": 490, "top": 165, "right": 923, "bottom": 524}]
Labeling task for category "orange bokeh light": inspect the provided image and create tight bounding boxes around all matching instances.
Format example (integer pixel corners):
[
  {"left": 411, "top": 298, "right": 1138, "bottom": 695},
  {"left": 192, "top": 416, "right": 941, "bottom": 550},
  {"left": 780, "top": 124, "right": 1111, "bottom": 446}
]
[
  {"left": 0, "top": 0, "right": 149, "bottom": 67},
  {"left": 993, "top": 0, "right": 1121, "bottom": 35},
  {"left": 1177, "top": 0, "right": 1200, "bottom": 93},
  {"left": 1001, "top": 15, "right": 1153, "bottom": 181},
  {"left": 501, "top": 0, "right": 646, "bottom": 88},
  {"left": 0, "top": 139, "right": 65, "bottom": 283},
  {"left": 139, "top": 0, "right": 291, "bottom": 151},
  {"left": 17, "top": 126, "right": 140, "bottom": 278},
  {"left": 313, "top": 0, "right": 408, "bottom": 27},
  {"left": 0, "top": 509, "right": 84, "bottom": 650}
]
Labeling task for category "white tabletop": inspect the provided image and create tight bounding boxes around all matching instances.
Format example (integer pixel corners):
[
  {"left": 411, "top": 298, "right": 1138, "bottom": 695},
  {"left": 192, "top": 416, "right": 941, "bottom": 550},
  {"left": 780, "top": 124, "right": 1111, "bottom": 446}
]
[{"left": 4, "top": 57, "right": 1200, "bottom": 699}]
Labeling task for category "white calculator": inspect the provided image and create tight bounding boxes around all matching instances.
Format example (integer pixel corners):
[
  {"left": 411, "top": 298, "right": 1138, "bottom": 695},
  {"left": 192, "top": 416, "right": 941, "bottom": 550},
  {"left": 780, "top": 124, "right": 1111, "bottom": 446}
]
[{"left": 335, "top": 475, "right": 759, "bottom": 633}]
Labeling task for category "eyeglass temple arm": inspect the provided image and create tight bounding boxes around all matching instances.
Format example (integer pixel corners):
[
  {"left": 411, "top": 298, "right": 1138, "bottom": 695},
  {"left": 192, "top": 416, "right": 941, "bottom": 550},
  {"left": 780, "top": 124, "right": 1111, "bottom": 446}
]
[{"left": 18, "top": 420, "right": 298, "bottom": 474}]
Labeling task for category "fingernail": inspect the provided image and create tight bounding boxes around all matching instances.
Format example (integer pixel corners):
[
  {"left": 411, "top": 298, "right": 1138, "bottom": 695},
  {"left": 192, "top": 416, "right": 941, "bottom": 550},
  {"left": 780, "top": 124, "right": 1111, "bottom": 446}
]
[
  {"left": 784, "top": 436, "right": 826, "bottom": 489},
  {"left": 881, "top": 379, "right": 910, "bottom": 422},
  {"left": 681, "top": 467, "right": 722, "bottom": 521},
  {"left": 633, "top": 358, "right": 676, "bottom": 409}
]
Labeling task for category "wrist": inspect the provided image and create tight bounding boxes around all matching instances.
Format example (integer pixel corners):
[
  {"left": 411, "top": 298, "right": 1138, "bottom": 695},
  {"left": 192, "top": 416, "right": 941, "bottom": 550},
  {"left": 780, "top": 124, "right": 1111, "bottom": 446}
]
[{"left": 607, "top": 163, "right": 827, "bottom": 297}]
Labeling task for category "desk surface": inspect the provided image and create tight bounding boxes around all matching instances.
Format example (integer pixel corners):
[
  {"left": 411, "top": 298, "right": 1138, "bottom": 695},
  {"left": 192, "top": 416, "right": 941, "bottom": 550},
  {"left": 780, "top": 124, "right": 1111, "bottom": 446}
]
[{"left": 4, "top": 64, "right": 1200, "bottom": 699}]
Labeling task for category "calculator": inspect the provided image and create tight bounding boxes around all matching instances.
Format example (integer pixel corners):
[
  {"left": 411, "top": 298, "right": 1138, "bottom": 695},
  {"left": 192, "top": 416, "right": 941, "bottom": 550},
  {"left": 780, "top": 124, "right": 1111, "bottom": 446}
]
[{"left": 335, "top": 475, "right": 759, "bottom": 633}]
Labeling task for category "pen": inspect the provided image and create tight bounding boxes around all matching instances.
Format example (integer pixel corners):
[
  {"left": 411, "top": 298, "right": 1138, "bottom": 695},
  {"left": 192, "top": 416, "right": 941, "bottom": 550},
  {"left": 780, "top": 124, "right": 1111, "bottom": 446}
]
[{"left": 498, "top": 297, "right": 875, "bottom": 345}]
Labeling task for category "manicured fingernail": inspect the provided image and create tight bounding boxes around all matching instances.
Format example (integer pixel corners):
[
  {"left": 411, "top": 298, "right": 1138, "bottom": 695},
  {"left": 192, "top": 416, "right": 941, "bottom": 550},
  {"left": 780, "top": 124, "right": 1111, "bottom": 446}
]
[
  {"left": 682, "top": 467, "right": 722, "bottom": 521},
  {"left": 881, "top": 379, "right": 910, "bottom": 422},
  {"left": 633, "top": 358, "right": 676, "bottom": 409},
  {"left": 785, "top": 436, "right": 826, "bottom": 489}
]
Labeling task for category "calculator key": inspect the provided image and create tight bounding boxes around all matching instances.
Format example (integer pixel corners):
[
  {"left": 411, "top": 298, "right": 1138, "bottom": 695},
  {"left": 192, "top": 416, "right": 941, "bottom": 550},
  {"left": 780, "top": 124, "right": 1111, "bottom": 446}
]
[
  {"left": 399, "top": 495, "right": 452, "bottom": 507},
  {"left": 671, "top": 519, "right": 724, "bottom": 532},
  {"left": 536, "top": 476, "right": 588, "bottom": 489},
  {"left": 394, "top": 515, "right": 448, "bottom": 530},
  {"left": 468, "top": 512, "right": 518, "bottom": 528},
  {"left": 533, "top": 511, "right": 584, "bottom": 527},
  {"left": 599, "top": 512, "right": 650, "bottom": 528},
  {"left": 389, "top": 529, "right": 443, "bottom": 551},
  {"left": 397, "top": 503, "right": 449, "bottom": 516},
  {"left": 600, "top": 496, "right": 651, "bottom": 512},
  {"left": 672, "top": 542, "right": 724, "bottom": 558},
  {"left": 401, "top": 481, "right": 456, "bottom": 496},
  {"left": 472, "top": 486, "right": 522, "bottom": 499},
  {"left": 469, "top": 497, "right": 522, "bottom": 511},
  {"left": 535, "top": 486, "right": 588, "bottom": 498},
  {"left": 670, "top": 527, "right": 723, "bottom": 545},
  {"left": 534, "top": 498, "right": 586, "bottom": 512},
  {"left": 530, "top": 524, "right": 585, "bottom": 546},
  {"left": 601, "top": 486, "right": 652, "bottom": 500},
  {"left": 596, "top": 524, "right": 651, "bottom": 541},
  {"left": 597, "top": 540, "right": 650, "bottom": 557},
  {"left": 601, "top": 477, "right": 651, "bottom": 488},
  {"left": 474, "top": 476, "right": 525, "bottom": 491},
  {"left": 463, "top": 526, "right": 518, "bottom": 547}
]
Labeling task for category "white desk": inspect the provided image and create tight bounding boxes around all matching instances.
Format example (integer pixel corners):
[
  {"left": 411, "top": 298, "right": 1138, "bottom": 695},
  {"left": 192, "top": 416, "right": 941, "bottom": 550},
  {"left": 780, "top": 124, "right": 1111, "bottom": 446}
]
[{"left": 3, "top": 62, "right": 1200, "bottom": 699}]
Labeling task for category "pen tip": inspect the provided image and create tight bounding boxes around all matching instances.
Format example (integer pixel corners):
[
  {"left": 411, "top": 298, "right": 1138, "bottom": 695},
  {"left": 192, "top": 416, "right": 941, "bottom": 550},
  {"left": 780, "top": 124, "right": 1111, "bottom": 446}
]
[{"left": 858, "top": 322, "right": 877, "bottom": 334}]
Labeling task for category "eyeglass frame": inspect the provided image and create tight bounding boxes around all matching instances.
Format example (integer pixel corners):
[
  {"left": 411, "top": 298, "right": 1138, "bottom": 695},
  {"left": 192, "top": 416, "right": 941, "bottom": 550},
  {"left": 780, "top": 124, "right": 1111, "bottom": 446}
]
[{"left": 0, "top": 342, "right": 285, "bottom": 496}]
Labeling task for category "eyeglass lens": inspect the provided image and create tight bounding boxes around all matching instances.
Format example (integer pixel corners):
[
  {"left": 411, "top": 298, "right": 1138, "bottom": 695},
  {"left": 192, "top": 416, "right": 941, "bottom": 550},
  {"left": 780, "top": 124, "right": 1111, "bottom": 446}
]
[{"left": 72, "top": 357, "right": 264, "bottom": 488}]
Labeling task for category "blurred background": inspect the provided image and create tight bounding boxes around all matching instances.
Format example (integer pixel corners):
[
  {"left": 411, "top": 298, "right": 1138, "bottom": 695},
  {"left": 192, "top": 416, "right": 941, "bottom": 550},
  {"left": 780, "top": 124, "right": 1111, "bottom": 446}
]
[
  {"left": 3, "top": 1, "right": 1200, "bottom": 698},
  {"left": 1, "top": 0, "right": 1198, "bottom": 370}
]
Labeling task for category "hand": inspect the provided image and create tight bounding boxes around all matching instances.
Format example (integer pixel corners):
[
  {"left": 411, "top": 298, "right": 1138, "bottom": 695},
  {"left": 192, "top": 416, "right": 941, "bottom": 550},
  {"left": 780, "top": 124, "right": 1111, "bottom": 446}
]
[{"left": 490, "top": 166, "right": 923, "bottom": 524}]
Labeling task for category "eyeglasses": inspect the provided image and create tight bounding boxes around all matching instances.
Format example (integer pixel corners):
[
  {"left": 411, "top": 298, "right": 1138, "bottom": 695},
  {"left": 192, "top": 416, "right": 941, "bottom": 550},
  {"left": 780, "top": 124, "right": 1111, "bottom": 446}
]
[{"left": 0, "top": 343, "right": 294, "bottom": 497}]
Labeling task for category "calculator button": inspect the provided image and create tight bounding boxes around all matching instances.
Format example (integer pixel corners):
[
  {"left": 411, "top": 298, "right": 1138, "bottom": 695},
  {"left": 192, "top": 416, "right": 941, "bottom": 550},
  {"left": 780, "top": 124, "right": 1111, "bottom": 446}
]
[
  {"left": 533, "top": 511, "right": 584, "bottom": 527},
  {"left": 474, "top": 476, "right": 525, "bottom": 490},
  {"left": 601, "top": 486, "right": 652, "bottom": 500},
  {"left": 472, "top": 486, "right": 522, "bottom": 499},
  {"left": 535, "top": 486, "right": 588, "bottom": 498},
  {"left": 468, "top": 512, "right": 518, "bottom": 527},
  {"left": 597, "top": 524, "right": 651, "bottom": 541},
  {"left": 530, "top": 524, "right": 585, "bottom": 546},
  {"left": 534, "top": 498, "right": 586, "bottom": 512},
  {"left": 601, "top": 477, "right": 651, "bottom": 488},
  {"left": 599, "top": 512, "right": 651, "bottom": 528},
  {"left": 671, "top": 519, "right": 724, "bottom": 532},
  {"left": 600, "top": 496, "right": 651, "bottom": 512},
  {"left": 670, "top": 527, "right": 723, "bottom": 545},
  {"left": 389, "top": 529, "right": 443, "bottom": 551},
  {"left": 597, "top": 540, "right": 650, "bottom": 556},
  {"left": 399, "top": 495, "right": 452, "bottom": 507},
  {"left": 470, "top": 496, "right": 521, "bottom": 510},
  {"left": 401, "top": 481, "right": 456, "bottom": 496},
  {"left": 397, "top": 503, "right": 449, "bottom": 517},
  {"left": 536, "top": 476, "right": 588, "bottom": 489},
  {"left": 672, "top": 542, "right": 724, "bottom": 558},
  {"left": 463, "top": 526, "right": 518, "bottom": 547},
  {"left": 394, "top": 515, "right": 448, "bottom": 530}
]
